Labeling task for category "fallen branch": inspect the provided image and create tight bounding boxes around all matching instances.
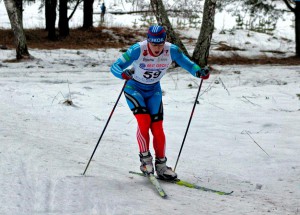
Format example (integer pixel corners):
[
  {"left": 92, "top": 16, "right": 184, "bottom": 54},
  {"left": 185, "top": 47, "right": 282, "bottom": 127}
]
[
  {"left": 94, "top": 9, "right": 200, "bottom": 15},
  {"left": 219, "top": 77, "right": 230, "bottom": 96},
  {"left": 241, "top": 130, "right": 270, "bottom": 157},
  {"left": 241, "top": 96, "right": 261, "bottom": 107}
]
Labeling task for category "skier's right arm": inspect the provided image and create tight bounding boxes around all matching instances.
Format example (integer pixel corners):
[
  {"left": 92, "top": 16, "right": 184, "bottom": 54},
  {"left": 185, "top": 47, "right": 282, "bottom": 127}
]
[{"left": 110, "top": 43, "right": 141, "bottom": 80}]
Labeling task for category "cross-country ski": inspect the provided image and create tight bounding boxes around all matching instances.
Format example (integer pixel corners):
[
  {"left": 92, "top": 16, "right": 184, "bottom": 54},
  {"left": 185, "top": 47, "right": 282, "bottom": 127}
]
[{"left": 129, "top": 171, "right": 233, "bottom": 195}]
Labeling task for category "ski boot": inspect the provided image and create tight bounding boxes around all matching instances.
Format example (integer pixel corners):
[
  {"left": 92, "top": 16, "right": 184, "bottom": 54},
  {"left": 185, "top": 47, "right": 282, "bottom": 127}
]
[
  {"left": 155, "top": 157, "right": 177, "bottom": 181},
  {"left": 139, "top": 151, "right": 154, "bottom": 175}
]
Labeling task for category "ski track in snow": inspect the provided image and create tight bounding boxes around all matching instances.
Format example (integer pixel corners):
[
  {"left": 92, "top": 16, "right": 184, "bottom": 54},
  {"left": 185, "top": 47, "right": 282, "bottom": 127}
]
[{"left": 0, "top": 49, "right": 300, "bottom": 215}]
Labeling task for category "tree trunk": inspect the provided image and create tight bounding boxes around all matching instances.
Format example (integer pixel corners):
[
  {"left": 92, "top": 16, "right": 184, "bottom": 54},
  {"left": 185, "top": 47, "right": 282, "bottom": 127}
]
[
  {"left": 45, "top": 0, "right": 50, "bottom": 30},
  {"left": 46, "top": 0, "right": 58, "bottom": 40},
  {"left": 150, "top": 0, "right": 189, "bottom": 57},
  {"left": 15, "top": 0, "right": 22, "bottom": 21},
  {"left": 4, "top": 0, "right": 31, "bottom": 60},
  {"left": 295, "top": 2, "right": 300, "bottom": 57},
  {"left": 83, "top": 0, "right": 94, "bottom": 29},
  {"left": 192, "top": 0, "right": 216, "bottom": 67},
  {"left": 59, "top": 0, "right": 69, "bottom": 37}
]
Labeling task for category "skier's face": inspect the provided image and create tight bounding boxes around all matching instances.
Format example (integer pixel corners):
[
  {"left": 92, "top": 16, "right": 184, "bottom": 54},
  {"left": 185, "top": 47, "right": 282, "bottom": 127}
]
[{"left": 148, "top": 42, "right": 165, "bottom": 56}]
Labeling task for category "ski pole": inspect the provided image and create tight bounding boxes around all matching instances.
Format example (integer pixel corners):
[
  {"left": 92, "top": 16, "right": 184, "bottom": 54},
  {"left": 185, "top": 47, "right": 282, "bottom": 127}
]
[
  {"left": 82, "top": 81, "right": 127, "bottom": 175},
  {"left": 174, "top": 78, "right": 204, "bottom": 172}
]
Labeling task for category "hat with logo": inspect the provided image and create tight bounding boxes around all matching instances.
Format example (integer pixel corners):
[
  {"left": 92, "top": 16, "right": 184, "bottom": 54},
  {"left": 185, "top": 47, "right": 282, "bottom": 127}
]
[{"left": 147, "top": 25, "right": 166, "bottom": 44}]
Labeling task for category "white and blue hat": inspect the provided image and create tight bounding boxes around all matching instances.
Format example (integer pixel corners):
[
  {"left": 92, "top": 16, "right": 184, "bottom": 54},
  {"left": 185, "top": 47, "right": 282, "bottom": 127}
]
[{"left": 147, "top": 25, "right": 166, "bottom": 44}]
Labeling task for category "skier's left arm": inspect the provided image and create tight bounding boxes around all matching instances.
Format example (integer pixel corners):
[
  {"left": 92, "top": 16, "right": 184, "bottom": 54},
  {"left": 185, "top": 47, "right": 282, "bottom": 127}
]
[{"left": 170, "top": 44, "right": 210, "bottom": 79}]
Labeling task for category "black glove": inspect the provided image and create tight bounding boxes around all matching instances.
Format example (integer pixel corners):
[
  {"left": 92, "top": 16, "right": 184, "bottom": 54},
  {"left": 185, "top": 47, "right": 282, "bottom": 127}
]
[
  {"left": 196, "top": 66, "right": 210, "bottom": 79},
  {"left": 121, "top": 68, "right": 134, "bottom": 80}
]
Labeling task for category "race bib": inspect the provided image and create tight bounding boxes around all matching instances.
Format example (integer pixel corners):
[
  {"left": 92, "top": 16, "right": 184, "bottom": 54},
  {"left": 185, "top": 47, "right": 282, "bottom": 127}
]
[{"left": 132, "top": 40, "right": 172, "bottom": 84}]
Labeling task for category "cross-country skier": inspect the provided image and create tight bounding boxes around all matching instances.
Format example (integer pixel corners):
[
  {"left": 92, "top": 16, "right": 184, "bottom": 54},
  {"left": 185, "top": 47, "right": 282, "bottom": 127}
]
[{"left": 110, "top": 25, "right": 209, "bottom": 180}]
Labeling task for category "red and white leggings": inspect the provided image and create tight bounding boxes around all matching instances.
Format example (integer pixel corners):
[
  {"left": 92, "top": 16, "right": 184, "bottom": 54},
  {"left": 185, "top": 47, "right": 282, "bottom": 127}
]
[{"left": 135, "top": 114, "right": 165, "bottom": 159}]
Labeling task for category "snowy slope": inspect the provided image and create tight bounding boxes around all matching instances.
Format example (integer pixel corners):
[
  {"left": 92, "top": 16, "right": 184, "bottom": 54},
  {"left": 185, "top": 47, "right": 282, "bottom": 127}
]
[
  {"left": 0, "top": 49, "right": 299, "bottom": 214},
  {"left": 1, "top": 1, "right": 300, "bottom": 215}
]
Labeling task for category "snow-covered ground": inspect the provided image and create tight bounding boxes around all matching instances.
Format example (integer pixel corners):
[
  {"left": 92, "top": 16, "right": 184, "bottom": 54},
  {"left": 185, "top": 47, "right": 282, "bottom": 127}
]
[
  {"left": 1, "top": 1, "right": 300, "bottom": 215},
  {"left": 0, "top": 48, "right": 299, "bottom": 215}
]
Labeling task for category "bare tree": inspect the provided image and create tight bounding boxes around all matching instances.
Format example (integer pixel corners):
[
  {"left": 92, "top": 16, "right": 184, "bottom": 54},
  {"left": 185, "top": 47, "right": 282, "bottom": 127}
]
[
  {"left": 83, "top": 0, "right": 94, "bottom": 29},
  {"left": 220, "top": 0, "right": 299, "bottom": 57},
  {"left": 282, "top": 0, "right": 300, "bottom": 57},
  {"left": 59, "top": 0, "right": 69, "bottom": 37},
  {"left": 192, "top": 0, "right": 216, "bottom": 67},
  {"left": 150, "top": 0, "right": 189, "bottom": 57},
  {"left": 150, "top": 0, "right": 217, "bottom": 66},
  {"left": 45, "top": 0, "right": 58, "bottom": 40},
  {"left": 4, "top": 0, "right": 31, "bottom": 60},
  {"left": 52, "top": 0, "right": 82, "bottom": 38},
  {"left": 69, "top": 0, "right": 82, "bottom": 21}
]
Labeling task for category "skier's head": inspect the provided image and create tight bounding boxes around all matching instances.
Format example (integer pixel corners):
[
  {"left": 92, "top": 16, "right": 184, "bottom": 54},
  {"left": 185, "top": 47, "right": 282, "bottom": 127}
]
[{"left": 147, "top": 25, "right": 166, "bottom": 44}]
